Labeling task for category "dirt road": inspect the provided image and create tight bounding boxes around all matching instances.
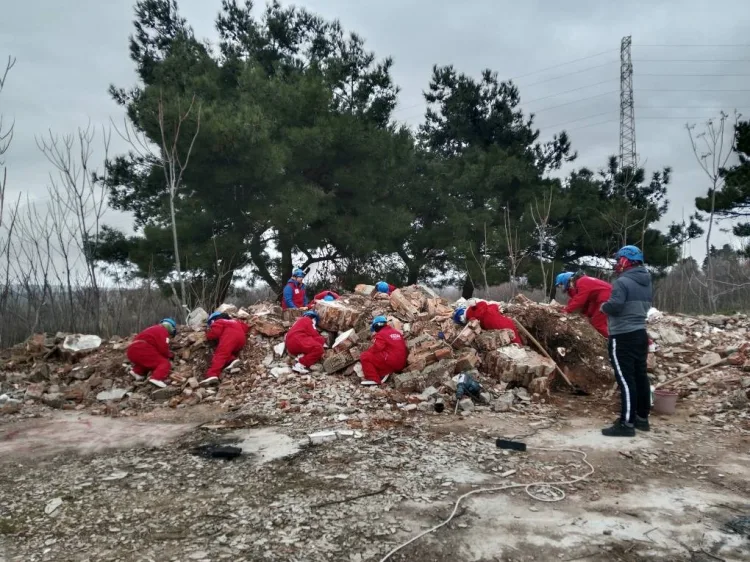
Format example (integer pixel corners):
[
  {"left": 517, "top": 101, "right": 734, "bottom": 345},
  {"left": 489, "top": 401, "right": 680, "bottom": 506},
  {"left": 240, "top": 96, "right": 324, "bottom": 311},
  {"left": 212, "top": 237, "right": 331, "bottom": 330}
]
[{"left": 1, "top": 403, "right": 748, "bottom": 562}]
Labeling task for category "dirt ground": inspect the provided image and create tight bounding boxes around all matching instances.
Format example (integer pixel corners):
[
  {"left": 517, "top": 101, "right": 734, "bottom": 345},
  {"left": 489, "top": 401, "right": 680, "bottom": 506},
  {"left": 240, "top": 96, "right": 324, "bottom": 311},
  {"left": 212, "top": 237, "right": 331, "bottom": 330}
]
[{"left": 1, "top": 395, "right": 749, "bottom": 562}]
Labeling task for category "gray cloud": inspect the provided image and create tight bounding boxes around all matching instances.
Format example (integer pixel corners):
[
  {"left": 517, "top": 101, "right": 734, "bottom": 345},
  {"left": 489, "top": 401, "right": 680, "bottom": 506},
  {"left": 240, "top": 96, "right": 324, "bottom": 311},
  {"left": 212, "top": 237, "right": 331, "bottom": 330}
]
[{"left": 1, "top": 0, "right": 748, "bottom": 260}]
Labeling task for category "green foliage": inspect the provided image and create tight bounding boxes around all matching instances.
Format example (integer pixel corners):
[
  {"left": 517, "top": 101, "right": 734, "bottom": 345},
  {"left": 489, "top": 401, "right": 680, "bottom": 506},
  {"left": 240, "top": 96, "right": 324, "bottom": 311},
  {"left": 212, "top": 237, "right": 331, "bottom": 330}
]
[
  {"left": 95, "top": 0, "right": 692, "bottom": 303},
  {"left": 696, "top": 120, "right": 750, "bottom": 241}
]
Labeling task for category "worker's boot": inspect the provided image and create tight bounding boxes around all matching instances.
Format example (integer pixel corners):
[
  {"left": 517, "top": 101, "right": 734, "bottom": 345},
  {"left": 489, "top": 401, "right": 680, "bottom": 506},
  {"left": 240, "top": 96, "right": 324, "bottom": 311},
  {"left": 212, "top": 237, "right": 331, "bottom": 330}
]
[
  {"left": 634, "top": 416, "right": 650, "bottom": 432},
  {"left": 601, "top": 420, "right": 635, "bottom": 437}
]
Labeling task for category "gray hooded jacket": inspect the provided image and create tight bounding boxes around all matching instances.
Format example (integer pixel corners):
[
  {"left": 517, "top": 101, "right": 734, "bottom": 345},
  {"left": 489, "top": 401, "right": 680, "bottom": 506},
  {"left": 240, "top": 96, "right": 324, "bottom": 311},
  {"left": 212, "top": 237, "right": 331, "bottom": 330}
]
[{"left": 601, "top": 266, "right": 652, "bottom": 336}]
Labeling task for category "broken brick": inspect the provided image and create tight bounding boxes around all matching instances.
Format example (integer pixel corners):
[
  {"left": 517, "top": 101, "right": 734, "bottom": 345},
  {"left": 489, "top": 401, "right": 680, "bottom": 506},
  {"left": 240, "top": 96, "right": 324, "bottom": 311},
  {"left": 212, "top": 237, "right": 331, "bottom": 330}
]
[
  {"left": 314, "top": 300, "right": 364, "bottom": 332},
  {"left": 484, "top": 346, "right": 555, "bottom": 387},
  {"left": 354, "top": 284, "right": 377, "bottom": 296}
]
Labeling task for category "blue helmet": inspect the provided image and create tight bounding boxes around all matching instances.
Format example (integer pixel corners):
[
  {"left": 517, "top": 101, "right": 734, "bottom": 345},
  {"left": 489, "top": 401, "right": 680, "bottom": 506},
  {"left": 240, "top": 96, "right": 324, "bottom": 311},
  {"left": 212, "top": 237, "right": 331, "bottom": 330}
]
[
  {"left": 207, "top": 312, "right": 223, "bottom": 327},
  {"left": 370, "top": 315, "right": 388, "bottom": 332},
  {"left": 160, "top": 318, "right": 177, "bottom": 336},
  {"left": 555, "top": 272, "right": 575, "bottom": 289},
  {"left": 616, "top": 245, "right": 644, "bottom": 262},
  {"left": 292, "top": 268, "right": 306, "bottom": 278},
  {"left": 452, "top": 307, "right": 467, "bottom": 325},
  {"left": 323, "top": 295, "right": 335, "bottom": 301},
  {"left": 376, "top": 281, "right": 389, "bottom": 294},
  {"left": 303, "top": 311, "right": 320, "bottom": 322}
]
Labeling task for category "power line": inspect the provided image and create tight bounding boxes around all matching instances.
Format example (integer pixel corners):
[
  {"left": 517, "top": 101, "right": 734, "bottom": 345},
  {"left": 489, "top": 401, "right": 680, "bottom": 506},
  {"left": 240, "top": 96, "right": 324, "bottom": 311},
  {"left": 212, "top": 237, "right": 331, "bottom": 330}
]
[
  {"left": 532, "top": 90, "right": 619, "bottom": 113},
  {"left": 508, "top": 49, "right": 618, "bottom": 80},
  {"left": 637, "top": 73, "right": 750, "bottom": 77},
  {"left": 519, "top": 80, "right": 618, "bottom": 105},
  {"left": 522, "top": 61, "right": 618, "bottom": 87},
  {"left": 634, "top": 59, "right": 750, "bottom": 62},
  {"left": 634, "top": 44, "right": 750, "bottom": 48},
  {"left": 637, "top": 88, "right": 750, "bottom": 92}
]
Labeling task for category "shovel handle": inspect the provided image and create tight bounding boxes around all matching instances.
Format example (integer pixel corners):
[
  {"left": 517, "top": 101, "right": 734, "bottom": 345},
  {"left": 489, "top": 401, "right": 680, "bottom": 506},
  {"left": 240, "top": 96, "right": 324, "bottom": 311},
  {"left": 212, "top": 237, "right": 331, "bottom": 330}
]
[{"left": 514, "top": 320, "right": 576, "bottom": 390}]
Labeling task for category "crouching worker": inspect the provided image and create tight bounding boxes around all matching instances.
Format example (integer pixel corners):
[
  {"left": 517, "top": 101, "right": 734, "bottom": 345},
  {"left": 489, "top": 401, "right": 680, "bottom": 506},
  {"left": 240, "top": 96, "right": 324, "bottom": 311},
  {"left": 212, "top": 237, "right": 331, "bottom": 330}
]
[
  {"left": 600, "top": 245, "right": 653, "bottom": 438},
  {"left": 285, "top": 311, "right": 326, "bottom": 374},
  {"left": 555, "top": 271, "right": 612, "bottom": 338},
  {"left": 313, "top": 290, "right": 340, "bottom": 302},
  {"left": 360, "top": 316, "right": 408, "bottom": 386},
  {"left": 127, "top": 318, "right": 177, "bottom": 388},
  {"left": 203, "top": 312, "right": 250, "bottom": 386},
  {"left": 453, "top": 302, "right": 522, "bottom": 344},
  {"left": 376, "top": 281, "right": 396, "bottom": 295}
]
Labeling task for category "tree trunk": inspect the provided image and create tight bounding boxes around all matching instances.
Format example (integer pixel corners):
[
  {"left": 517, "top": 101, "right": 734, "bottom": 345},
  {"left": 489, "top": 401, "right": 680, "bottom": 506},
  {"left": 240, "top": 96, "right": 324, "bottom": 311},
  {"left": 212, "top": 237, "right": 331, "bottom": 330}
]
[
  {"left": 277, "top": 230, "right": 294, "bottom": 293},
  {"left": 461, "top": 275, "right": 474, "bottom": 299}
]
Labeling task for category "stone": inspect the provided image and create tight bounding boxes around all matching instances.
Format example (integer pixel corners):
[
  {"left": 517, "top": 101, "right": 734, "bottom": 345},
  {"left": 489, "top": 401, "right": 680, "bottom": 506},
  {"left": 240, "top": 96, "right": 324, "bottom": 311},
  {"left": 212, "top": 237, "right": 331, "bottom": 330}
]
[
  {"left": 420, "top": 386, "right": 439, "bottom": 399},
  {"left": 96, "top": 388, "right": 129, "bottom": 401},
  {"left": 479, "top": 392, "right": 492, "bottom": 404},
  {"left": 455, "top": 349, "right": 480, "bottom": 372},
  {"left": 251, "top": 317, "right": 285, "bottom": 338},
  {"left": 389, "top": 289, "right": 420, "bottom": 321},
  {"left": 649, "top": 324, "right": 686, "bottom": 345},
  {"left": 741, "top": 377, "right": 750, "bottom": 389},
  {"left": 354, "top": 284, "right": 377, "bottom": 296},
  {"left": 24, "top": 383, "right": 46, "bottom": 402},
  {"left": 314, "top": 300, "right": 364, "bottom": 332},
  {"left": 273, "top": 342, "right": 286, "bottom": 357},
  {"left": 236, "top": 308, "right": 251, "bottom": 320},
  {"left": 332, "top": 329, "right": 359, "bottom": 351},
  {"left": 151, "top": 387, "right": 181, "bottom": 401},
  {"left": 492, "top": 393, "right": 515, "bottom": 412},
  {"left": 647, "top": 354, "right": 656, "bottom": 372},
  {"left": 458, "top": 398, "right": 474, "bottom": 412},
  {"left": 728, "top": 389, "right": 748, "bottom": 409},
  {"left": 270, "top": 367, "right": 292, "bottom": 378},
  {"left": 29, "top": 364, "right": 51, "bottom": 382},
  {"left": 217, "top": 303, "right": 238, "bottom": 315},
  {"left": 282, "top": 309, "right": 303, "bottom": 322},
  {"left": 62, "top": 334, "right": 102, "bottom": 353},
  {"left": 528, "top": 377, "right": 550, "bottom": 395},
  {"left": 452, "top": 320, "right": 481, "bottom": 348},
  {"left": 484, "top": 346, "right": 555, "bottom": 387},
  {"left": 393, "top": 359, "right": 456, "bottom": 393},
  {"left": 187, "top": 307, "right": 209, "bottom": 329},
  {"left": 475, "top": 330, "right": 515, "bottom": 351},
  {"left": 700, "top": 351, "right": 722, "bottom": 366},
  {"left": 323, "top": 351, "right": 357, "bottom": 374},
  {"left": 41, "top": 393, "right": 64, "bottom": 409}
]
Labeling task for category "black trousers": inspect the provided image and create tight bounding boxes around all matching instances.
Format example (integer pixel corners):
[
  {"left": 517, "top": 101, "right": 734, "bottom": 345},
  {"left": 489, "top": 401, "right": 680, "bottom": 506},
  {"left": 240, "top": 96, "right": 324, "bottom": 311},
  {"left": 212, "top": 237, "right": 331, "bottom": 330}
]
[{"left": 608, "top": 329, "right": 650, "bottom": 424}]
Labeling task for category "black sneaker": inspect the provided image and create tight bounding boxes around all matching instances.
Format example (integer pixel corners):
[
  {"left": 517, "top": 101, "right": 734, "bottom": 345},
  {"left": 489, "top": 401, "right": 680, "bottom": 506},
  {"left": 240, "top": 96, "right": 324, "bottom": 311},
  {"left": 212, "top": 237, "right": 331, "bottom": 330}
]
[
  {"left": 601, "top": 421, "right": 635, "bottom": 437},
  {"left": 634, "top": 417, "right": 650, "bottom": 432}
]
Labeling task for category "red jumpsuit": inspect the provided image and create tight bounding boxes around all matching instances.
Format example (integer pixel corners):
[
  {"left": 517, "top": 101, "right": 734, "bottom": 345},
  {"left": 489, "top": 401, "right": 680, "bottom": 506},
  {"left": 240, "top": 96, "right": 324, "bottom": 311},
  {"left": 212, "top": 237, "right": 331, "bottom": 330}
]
[
  {"left": 564, "top": 276, "right": 612, "bottom": 338},
  {"left": 285, "top": 316, "right": 326, "bottom": 368},
  {"left": 127, "top": 325, "right": 173, "bottom": 382},
  {"left": 313, "top": 290, "right": 340, "bottom": 301},
  {"left": 360, "top": 326, "right": 408, "bottom": 384},
  {"left": 466, "top": 302, "right": 522, "bottom": 344},
  {"left": 206, "top": 319, "right": 250, "bottom": 378}
]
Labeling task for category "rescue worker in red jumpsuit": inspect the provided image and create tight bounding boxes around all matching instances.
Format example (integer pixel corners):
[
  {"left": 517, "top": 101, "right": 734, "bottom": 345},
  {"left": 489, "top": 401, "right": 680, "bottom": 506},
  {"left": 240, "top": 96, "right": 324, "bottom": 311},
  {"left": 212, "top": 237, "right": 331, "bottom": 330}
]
[
  {"left": 360, "top": 316, "right": 408, "bottom": 386},
  {"left": 127, "top": 318, "right": 177, "bottom": 388},
  {"left": 453, "top": 302, "right": 522, "bottom": 344},
  {"left": 376, "top": 281, "right": 397, "bottom": 295},
  {"left": 555, "top": 271, "right": 612, "bottom": 338},
  {"left": 285, "top": 311, "right": 326, "bottom": 374},
  {"left": 313, "top": 290, "right": 340, "bottom": 302},
  {"left": 281, "top": 268, "right": 309, "bottom": 310},
  {"left": 202, "top": 312, "right": 250, "bottom": 386}
]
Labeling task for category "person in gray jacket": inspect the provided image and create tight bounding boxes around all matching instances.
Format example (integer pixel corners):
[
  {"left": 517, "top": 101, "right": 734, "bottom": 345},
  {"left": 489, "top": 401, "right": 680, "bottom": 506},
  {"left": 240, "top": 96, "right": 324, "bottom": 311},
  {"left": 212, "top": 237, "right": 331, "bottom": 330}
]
[{"left": 600, "top": 245, "right": 653, "bottom": 437}]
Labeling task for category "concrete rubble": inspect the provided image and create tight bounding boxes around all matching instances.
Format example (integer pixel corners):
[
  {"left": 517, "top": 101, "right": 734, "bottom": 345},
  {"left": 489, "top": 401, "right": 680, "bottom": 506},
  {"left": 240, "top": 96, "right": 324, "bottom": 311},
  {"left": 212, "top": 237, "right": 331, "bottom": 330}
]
[{"left": 0, "top": 287, "right": 747, "bottom": 424}]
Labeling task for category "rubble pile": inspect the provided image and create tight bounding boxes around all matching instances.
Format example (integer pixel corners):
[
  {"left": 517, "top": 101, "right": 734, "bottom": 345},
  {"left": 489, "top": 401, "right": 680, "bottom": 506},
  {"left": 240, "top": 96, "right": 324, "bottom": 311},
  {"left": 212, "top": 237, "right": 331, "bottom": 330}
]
[
  {"left": 1, "top": 285, "right": 748, "bottom": 422},
  {"left": 646, "top": 311, "right": 750, "bottom": 418}
]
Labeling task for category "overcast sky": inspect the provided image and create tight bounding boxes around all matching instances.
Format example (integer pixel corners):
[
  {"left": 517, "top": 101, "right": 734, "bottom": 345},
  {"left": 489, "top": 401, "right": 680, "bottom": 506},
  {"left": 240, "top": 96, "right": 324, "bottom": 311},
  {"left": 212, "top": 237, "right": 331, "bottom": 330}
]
[{"left": 1, "top": 0, "right": 749, "bottom": 264}]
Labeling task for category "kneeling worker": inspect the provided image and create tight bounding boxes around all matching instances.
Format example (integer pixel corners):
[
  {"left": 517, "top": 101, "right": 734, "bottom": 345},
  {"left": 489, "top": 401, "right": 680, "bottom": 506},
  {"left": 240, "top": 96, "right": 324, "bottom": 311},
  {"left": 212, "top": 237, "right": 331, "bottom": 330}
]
[
  {"left": 359, "top": 316, "right": 408, "bottom": 386},
  {"left": 555, "top": 271, "right": 612, "bottom": 338},
  {"left": 285, "top": 311, "right": 326, "bottom": 374},
  {"left": 282, "top": 268, "right": 309, "bottom": 310},
  {"left": 203, "top": 312, "right": 250, "bottom": 386},
  {"left": 127, "top": 318, "right": 177, "bottom": 388},
  {"left": 453, "top": 302, "right": 522, "bottom": 344},
  {"left": 375, "top": 281, "right": 396, "bottom": 295},
  {"left": 313, "top": 290, "right": 340, "bottom": 302}
]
